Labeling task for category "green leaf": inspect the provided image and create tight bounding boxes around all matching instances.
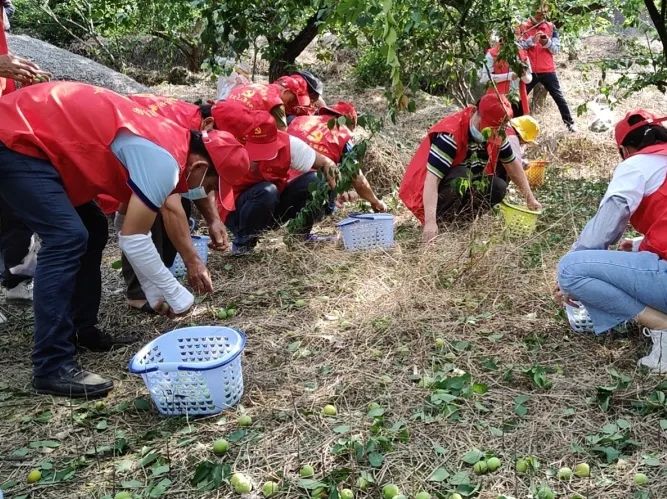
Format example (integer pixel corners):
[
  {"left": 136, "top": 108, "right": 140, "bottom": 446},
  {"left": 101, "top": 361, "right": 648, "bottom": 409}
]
[
  {"left": 367, "top": 407, "right": 386, "bottom": 418},
  {"left": 96, "top": 419, "right": 108, "bottom": 431},
  {"left": 368, "top": 451, "right": 385, "bottom": 467},
  {"left": 121, "top": 479, "right": 143, "bottom": 489},
  {"left": 298, "top": 478, "right": 328, "bottom": 490},
  {"left": 116, "top": 460, "right": 134, "bottom": 473},
  {"left": 151, "top": 464, "right": 170, "bottom": 477},
  {"left": 34, "top": 410, "right": 53, "bottom": 424},
  {"left": 472, "top": 382, "right": 488, "bottom": 395},
  {"left": 139, "top": 451, "right": 160, "bottom": 467},
  {"left": 660, "top": 419, "right": 667, "bottom": 431},
  {"left": 461, "top": 448, "right": 484, "bottom": 465},
  {"left": 133, "top": 397, "right": 151, "bottom": 411},
  {"left": 148, "top": 478, "right": 172, "bottom": 497},
  {"left": 111, "top": 259, "right": 123, "bottom": 270},
  {"left": 227, "top": 429, "right": 247, "bottom": 443},
  {"left": 11, "top": 447, "right": 30, "bottom": 457},
  {"left": 29, "top": 440, "right": 60, "bottom": 449},
  {"left": 428, "top": 467, "right": 450, "bottom": 482},
  {"left": 642, "top": 454, "right": 661, "bottom": 467},
  {"left": 449, "top": 470, "right": 471, "bottom": 485},
  {"left": 333, "top": 425, "right": 350, "bottom": 434}
]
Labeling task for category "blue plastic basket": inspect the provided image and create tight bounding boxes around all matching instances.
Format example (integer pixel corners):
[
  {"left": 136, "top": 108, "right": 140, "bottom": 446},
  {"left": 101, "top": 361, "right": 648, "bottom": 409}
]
[
  {"left": 129, "top": 326, "right": 246, "bottom": 416},
  {"left": 170, "top": 235, "right": 210, "bottom": 278},
  {"left": 337, "top": 213, "right": 394, "bottom": 251}
]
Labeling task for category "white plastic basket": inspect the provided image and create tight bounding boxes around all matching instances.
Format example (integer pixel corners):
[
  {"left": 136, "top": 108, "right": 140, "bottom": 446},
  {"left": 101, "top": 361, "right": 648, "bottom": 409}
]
[
  {"left": 337, "top": 213, "right": 394, "bottom": 251},
  {"left": 170, "top": 235, "right": 210, "bottom": 278},
  {"left": 565, "top": 302, "right": 595, "bottom": 334},
  {"left": 128, "top": 326, "right": 246, "bottom": 416}
]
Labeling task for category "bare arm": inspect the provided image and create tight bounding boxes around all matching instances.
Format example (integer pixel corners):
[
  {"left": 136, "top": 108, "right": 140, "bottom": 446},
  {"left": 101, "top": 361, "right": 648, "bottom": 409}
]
[
  {"left": 503, "top": 158, "right": 542, "bottom": 211},
  {"left": 352, "top": 171, "right": 386, "bottom": 212},
  {"left": 161, "top": 193, "right": 213, "bottom": 293},
  {"left": 193, "top": 191, "right": 229, "bottom": 251},
  {"left": 312, "top": 151, "right": 338, "bottom": 189},
  {"left": 422, "top": 171, "right": 440, "bottom": 242}
]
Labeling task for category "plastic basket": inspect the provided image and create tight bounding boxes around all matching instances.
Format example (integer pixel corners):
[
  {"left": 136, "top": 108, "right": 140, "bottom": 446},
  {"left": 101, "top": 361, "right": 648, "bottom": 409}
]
[
  {"left": 565, "top": 302, "right": 595, "bottom": 334},
  {"left": 525, "top": 160, "right": 549, "bottom": 189},
  {"left": 497, "top": 200, "right": 541, "bottom": 238},
  {"left": 337, "top": 213, "right": 394, "bottom": 251},
  {"left": 170, "top": 235, "right": 210, "bottom": 278},
  {"left": 128, "top": 326, "right": 246, "bottom": 416}
]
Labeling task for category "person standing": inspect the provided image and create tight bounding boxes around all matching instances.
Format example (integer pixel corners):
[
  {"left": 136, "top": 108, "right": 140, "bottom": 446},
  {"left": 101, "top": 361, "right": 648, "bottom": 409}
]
[{"left": 518, "top": 2, "right": 576, "bottom": 132}]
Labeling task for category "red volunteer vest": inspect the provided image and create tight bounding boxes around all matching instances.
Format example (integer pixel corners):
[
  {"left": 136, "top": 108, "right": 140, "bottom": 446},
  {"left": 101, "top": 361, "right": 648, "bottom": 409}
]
[
  {"left": 485, "top": 45, "right": 530, "bottom": 115},
  {"left": 628, "top": 143, "right": 667, "bottom": 259},
  {"left": 519, "top": 20, "right": 556, "bottom": 73},
  {"left": 128, "top": 94, "right": 202, "bottom": 130},
  {"left": 288, "top": 115, "right": 352, "bottom": 164},
  {"left": 399, "top": 107, "right": 475, "bottom": 223},
  {"left": 227, "top": 83, "right": 283, "bottom": 112},
  {"left": 0, "top": 82, "right": 190, "bottom": 207},
  {"left": 484, "top": 126, "right": 517, "bottom": 176},
  {"left": 0, "top": 6, "right": 16, "bottom": 96},
  {"left": 216, "top": 131, "right": 292, "bottom": 222}
]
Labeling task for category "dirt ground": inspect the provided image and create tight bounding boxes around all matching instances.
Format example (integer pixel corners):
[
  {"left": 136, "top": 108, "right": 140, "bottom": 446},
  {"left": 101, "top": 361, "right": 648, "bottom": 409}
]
[{"left": 1, "top": 34, "right": 667, "bottom": 499}]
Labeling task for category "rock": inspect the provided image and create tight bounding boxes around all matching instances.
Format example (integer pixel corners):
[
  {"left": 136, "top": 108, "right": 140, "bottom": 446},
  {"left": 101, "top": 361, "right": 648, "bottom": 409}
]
[
  {"left": 168, "top": 66, "right": 189, "bottom": 85},
  {"left": 7, "top": 34, "right": 148, "bottom": 94}
]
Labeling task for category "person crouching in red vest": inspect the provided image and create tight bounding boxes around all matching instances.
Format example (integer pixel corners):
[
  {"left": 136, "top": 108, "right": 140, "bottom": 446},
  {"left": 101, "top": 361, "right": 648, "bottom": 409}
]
[
  {"left": 399, "top": 93, "right": 542, "bottom": 243},
  {"left": 518, "top": 2, "right": 576, "bottom": 131},
  {"left": 556, "top": 110, "right": 667, "bottom": 373},
  {"left": 225, "top": 82, "right": 288, "bottom": 129},
  {"left": 288, "top": 101, "right": 386, "bottom": 212},
  {"left": 0, "top": 81, "right": 250, "bottom": 398}
]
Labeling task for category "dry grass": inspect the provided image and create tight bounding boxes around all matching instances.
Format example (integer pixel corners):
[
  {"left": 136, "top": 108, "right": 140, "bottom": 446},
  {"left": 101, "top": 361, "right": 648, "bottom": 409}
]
[{"left": 2, "top": 34, "right": 667, "bottom": 499}]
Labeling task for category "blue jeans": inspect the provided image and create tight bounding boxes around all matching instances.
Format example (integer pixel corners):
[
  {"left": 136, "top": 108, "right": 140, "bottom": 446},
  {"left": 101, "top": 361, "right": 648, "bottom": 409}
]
[
  {"left": 558, "top": 250, "right": 667, "bottom": 334},
  {"left": 226, "top": 172, "right": 325, "bottom": 247},
  {"left": 0, "top": 143, "right": 107, "bottom": 376}
]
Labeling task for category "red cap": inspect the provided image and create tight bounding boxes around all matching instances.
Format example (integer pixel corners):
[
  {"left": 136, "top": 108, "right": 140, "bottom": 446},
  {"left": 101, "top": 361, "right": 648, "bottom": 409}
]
[
  {"left": 275, "top": 76, "right": 310, "bottom": 107},
  {"left": 319, "top": 101, "right": 358, "bottom": 128},
  {"left": 226, "top": 83, "right": 284, "bottom": 112},
  {"left": 202, "top": 130, "right": 251, "bottom": 212},
  {"left": 614, "top": 109, "right": 666, "bottom": 147},
  {"left": 246, "top": 115, "right": 280, "bottom": 162},
  {"left": 211, "top": 101, "right": 280, "bottom": 161},
  {"left": 478, "top": 93, "right": 513, "bottom": 130}
]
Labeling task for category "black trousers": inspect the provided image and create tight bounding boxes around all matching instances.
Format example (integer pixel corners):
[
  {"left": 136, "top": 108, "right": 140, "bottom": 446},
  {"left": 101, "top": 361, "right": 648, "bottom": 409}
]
[
  {"left": 0, "top": 198, "right": 33, "bottom": 289},
  {"left": 225, "top": 171, "right": 324, "bottom": 247},
  {"left": 436, "top": 167, "right": 507, "bottom": 221},
  {"left": 526, "top": 72, "right": 574, "bottom": 125},
  {"left": 121, "top": 198, "right": 192, "bottom": 301}
]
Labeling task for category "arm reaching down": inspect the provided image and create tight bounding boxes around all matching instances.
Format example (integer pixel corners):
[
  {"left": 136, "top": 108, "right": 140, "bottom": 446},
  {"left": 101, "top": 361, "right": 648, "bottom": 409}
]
[
  {"left": 161, "top": 193, "right": 213, "bottom": 294},
  {"left": 352, "top": 171, "right": 386, "bottom": 212},
  {"left": 503, "top": 157, "right": 541, "bottom": 211},
  {"left": 194, "top": 191, "right": 229, "bottom": 251}
]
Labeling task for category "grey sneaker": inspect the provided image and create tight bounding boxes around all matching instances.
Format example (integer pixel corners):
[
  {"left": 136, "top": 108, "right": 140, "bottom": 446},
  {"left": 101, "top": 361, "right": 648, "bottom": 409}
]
[{"left": 6, "top": 280, "right": 33, "bottom": 302}]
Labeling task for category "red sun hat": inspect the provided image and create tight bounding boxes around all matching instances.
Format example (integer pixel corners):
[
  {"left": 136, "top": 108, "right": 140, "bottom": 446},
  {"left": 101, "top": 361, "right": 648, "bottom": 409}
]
[
  {"left": 613, "top": 109, "right": 667, "bottom": 147},
  {"left": 275, "top": 75, "right": 310, "bottom": 107},
  {"left": 478, "top": 93, "right": 513, "bottom": 130},
  {"left": 319, "top": 101, "right": 358, "bottom": 128},
  {"left": 202, "top": 130, "right": 251, "bottom": 212},
  {"left": 211, "top": 101, "right": 280, "bottom": 161}
]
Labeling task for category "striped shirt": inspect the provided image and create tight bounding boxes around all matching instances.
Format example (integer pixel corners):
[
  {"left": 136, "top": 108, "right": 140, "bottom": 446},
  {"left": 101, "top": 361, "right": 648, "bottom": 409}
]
[{"left": 427, "top": 132, "right": 515, "bottom": 179}]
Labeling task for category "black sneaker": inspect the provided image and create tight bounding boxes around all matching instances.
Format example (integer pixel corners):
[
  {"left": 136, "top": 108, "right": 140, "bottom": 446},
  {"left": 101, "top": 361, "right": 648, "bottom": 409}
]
[
  {"left": 75, "top": 326, "right": 139, "bottom": 352},
  {"left": 33, "top": 363, "right": 113, "bottom": 398}
]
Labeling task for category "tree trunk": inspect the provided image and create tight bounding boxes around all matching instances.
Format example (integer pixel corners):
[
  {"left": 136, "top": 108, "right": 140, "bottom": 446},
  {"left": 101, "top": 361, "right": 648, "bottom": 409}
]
[
  {"left": 644, "top": 0, "right": 667, "bottom": 65},
  {"left": 268, "top": 11, "right": 322, "bottom": 81},
  {"left": 531, "top": 83, "right": 548, "bottom": 111}
]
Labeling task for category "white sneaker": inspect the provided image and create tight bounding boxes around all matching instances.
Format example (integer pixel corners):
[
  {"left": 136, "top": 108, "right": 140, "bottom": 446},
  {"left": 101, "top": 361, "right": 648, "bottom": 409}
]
[
  {"left": 5, "top": 280, "right": 33, "bottom": 302},
  {"left": 638, "top": 327, "right": 667, "bottom": 373}
]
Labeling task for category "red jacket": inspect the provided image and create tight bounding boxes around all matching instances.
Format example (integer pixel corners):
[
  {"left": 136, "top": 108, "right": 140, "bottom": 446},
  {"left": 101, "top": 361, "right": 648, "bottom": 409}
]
[
  {"left": 288, "top": 115, "right": 353, "bottom": 164},
  {"left": 629, "top": 143, "right": 667, "bottom": 260},
  {"left": 399, "top": 107, "right": 475, "bottom": 223},
  {"left": 519, "top": 19, "right": 556, "bottom": 73},
  {"left": 0, "top": 5, "right": 16, "bottom": 96},
  {"left": 0, "top": 82, "right": 190, "bottom": 207},
  {"left": 227, "top": 83, "right": 283, "bottom": 112},
  {"left": 485, "top": 44, "right": 530, "bottom": 115},
  {"left": 128, "top": 94, "right": 202, "bottom": 129}
]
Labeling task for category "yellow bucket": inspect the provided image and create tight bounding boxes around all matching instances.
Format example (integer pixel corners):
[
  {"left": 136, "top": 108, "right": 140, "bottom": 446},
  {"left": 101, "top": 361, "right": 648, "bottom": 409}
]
[
  {"left": 498, "top": 199, "right": 542, "bottom": 238},
  {"left": 525, "top": 160, "right": 549, "bottom": 189}
]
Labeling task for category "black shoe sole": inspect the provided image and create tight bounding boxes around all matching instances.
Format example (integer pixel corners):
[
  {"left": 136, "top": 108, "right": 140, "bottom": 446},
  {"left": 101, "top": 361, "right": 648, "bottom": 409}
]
[{"left": 33, "top": 384, "right": 113, "bottom": 399}]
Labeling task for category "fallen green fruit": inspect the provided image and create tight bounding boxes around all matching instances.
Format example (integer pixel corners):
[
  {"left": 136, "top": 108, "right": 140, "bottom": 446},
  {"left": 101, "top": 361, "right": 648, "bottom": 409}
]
[
  {"left": 557, "top": 466, "right": 572, "bottom": 480},
  {"left": 382, "top": 483, "right": 400, "bottom": 499},
  {"left": 450, "top": 494, "right": 463, "bottom": 499},
  {"left": 262, "top": 481, "right": 280, "bottom": 497},
  {"left": 340, "top": 488, "right": 354, "bottom": 499},
  {"left": 294, "top": 299, "right": 306, "bottom": 308},
  {"left": 238, "top": 415, "right": 252, "bottom": 427},
  {"left": 486, "top": 457, "right": 501, "bottom": 472},
  {"left": 473, "top": 460, "right": 488, "bottom": 474},
  {"left": 114, "top": 493, "right": 133, "bottom": 499},
  {"left": 27, "top": 469, "right": 42, "bottom": 483},
  {"left": 322, "top": 404, "right": 337, "bottom": 416},
  {"left": 227, "top": 308, "right": 237, "bottom": 317},
  {"left": 299, "top": 464, "right": 315, "bottom": 478},
  {"left": 516, "top": 459, "right": 528, "bottom": 473},
  {"left": 415, "top": 492, "right": 431, "bottom": 499},
  {"left": 217, "top": 308, "right": 228, "bottom": 319},
  {"left": 231, "top": 473, "right": 252, "bottom": 493},
  {"left": 356, "top": 476, "right": 370, "bottom": 490},
  {"left": 435, "top": 337, "right": 445, "bottom": 349},
  {"left": 574, "top": 462, "right": 590, "bottom": 478},
  {"left": 634, "top": 472, "right": 648, "bottom": 486},
  {"left": 212, "top": 438, "right": 229, "bottom": 456},
  {"left": 536, "top": 485, "right": 554, "bottom": 499}
]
